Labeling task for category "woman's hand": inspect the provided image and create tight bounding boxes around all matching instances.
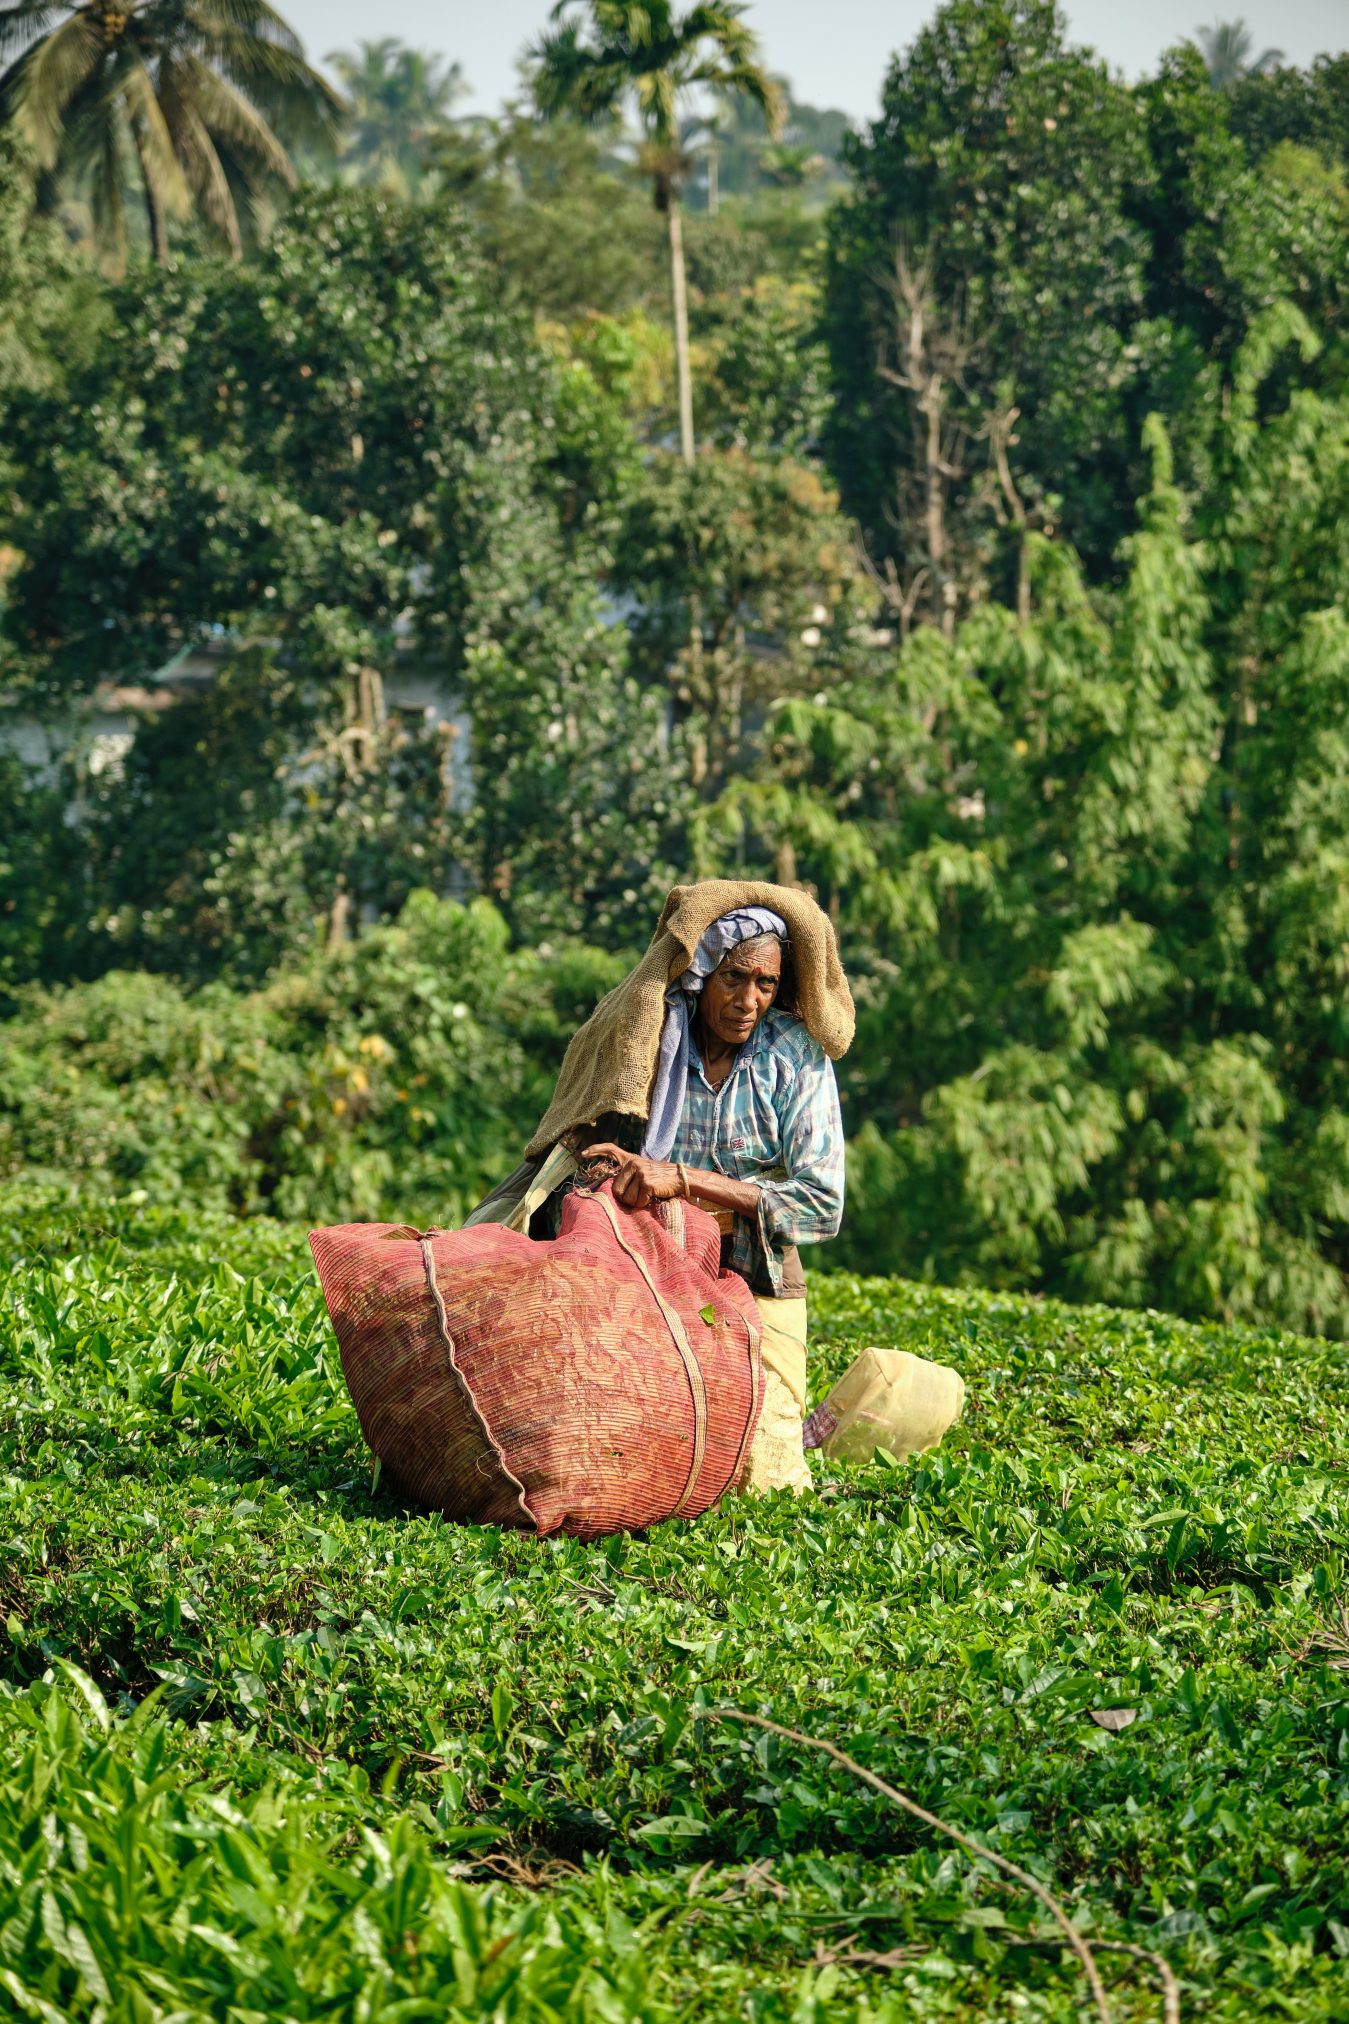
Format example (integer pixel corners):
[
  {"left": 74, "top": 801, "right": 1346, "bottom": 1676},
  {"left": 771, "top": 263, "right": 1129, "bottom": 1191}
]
[{"left": 584, "top": 1143, "right": 684, "bottom": 1213}]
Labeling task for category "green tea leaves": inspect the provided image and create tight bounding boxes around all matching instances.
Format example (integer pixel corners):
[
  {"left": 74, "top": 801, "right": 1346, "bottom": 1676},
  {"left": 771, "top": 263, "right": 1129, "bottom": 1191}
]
[
  {"left": 635, "top": 1814, "right": 709, "bottom": 1841},
  {"left": 1, "top": 1207, "right": 1346, "bottom": 2015}
]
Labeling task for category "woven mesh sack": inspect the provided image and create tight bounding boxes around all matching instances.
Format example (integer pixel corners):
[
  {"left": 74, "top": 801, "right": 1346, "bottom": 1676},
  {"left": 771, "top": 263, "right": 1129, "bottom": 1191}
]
[{"left": 309, "top": 1183, "right": 764, "bottom": 1539}]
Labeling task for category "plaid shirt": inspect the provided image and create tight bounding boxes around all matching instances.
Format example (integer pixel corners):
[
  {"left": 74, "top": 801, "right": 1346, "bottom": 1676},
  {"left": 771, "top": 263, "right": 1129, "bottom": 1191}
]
[{"left": 668, "top": 1007, "right": 845, "bottom": 1297}]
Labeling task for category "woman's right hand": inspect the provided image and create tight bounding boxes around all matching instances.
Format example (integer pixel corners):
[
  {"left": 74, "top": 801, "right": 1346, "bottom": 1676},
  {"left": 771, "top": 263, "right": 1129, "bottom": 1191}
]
[{"left": 584, "top": 1143, "right": 684, "bottom": 1213}]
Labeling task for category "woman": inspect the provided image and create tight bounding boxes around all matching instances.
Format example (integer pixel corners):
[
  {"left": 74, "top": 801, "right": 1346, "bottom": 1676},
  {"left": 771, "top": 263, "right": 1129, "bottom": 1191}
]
[{"left": 472, "top": 881, "right": 854, "bottom": 1493}]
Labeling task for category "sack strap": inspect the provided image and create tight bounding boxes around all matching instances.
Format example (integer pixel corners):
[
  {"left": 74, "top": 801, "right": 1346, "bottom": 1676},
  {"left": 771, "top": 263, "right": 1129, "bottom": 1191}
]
[{"left": 593, "top": 1191, "right": 708, "bottom": 1518}]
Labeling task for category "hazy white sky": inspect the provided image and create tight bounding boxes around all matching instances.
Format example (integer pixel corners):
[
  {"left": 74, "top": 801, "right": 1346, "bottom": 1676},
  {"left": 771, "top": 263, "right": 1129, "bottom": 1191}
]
[{"left": 282, "top": 0, "right": 1346, "bottom": 123}]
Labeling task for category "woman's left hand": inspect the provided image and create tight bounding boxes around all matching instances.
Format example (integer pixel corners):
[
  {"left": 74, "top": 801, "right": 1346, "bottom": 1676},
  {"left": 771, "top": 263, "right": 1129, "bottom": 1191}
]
[{"left": 584, "top": 1143, "right": 683, "bottom": 1213}]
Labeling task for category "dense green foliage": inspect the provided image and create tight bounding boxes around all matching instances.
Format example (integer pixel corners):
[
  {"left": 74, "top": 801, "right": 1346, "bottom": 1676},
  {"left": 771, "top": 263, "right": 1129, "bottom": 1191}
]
[
  {"left": 2, "top": 1205, "right": 1346, "bottom": 2018},
  {"left": 0, "top": 131, "right": 105, "bottom": 411},
  {"left": 821, "top": 3, "right": 1347, "bottom": 590},
  {"left": 823, "top": 0, "right": 1154, "bottom": 586},
  {"left": 325, "top": 36, "right": 466, "bottom": 198},
  {"left": 720, "top": 370, "right": 1349, "bottom": 1336},
  {"left": 1228, "top": 53, "right": 1349, "bottom": 163},
  {"left": 0, "top": 183, "right": 674, "bottom": 966},
  {"left": 2, "top": 10, "right": 1345, "bottom": 2015},
  {"left": 2, "top": 3, "right": 1348, "bottom": 1332},
  {"left": 0, "top": 896, "right": 626, "bottom": 1226}
]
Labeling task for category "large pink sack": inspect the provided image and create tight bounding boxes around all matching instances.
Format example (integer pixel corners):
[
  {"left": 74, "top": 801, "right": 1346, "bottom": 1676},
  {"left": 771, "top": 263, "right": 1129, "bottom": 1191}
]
[{"left": 309, "top": 1183, "right": 763, "bottom": 1540}]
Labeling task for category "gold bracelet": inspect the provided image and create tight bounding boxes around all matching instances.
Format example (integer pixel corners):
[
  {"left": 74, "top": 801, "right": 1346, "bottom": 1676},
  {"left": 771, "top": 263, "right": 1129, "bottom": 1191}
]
[{"left": 677, "top": 1161, "right": 693, "bottom": 1201}]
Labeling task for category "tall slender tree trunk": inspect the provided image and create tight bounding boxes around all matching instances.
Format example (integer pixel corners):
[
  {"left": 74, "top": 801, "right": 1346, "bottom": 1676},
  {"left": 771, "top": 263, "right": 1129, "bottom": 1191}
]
[
  {"left": 922, "top": 385, "right": 949, "bottom": 636},
  {"left": 667, "top": 194, "right": 695, "bottom": 466},
  {"left": 666, "top": 186, "right": 704, "bottom": 797},
  {"left": 145, "top": 183, "right": 169, "bottom": 264}
]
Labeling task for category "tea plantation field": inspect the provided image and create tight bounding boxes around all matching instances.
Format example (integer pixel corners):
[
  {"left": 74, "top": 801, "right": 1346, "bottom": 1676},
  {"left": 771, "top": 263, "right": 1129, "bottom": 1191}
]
[{"left": 2, "top": 1193, "right": 1347, "bottom": 2022}]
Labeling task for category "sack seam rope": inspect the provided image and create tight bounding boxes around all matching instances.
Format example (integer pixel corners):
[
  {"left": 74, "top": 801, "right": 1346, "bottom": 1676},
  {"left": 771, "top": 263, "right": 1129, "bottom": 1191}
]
[
  {"left": 657, "top": 1193, "right": 761, "bottom": 1489},
  {"left": 594, "top": 1192, "right": 708, "bottom": 1517},
  {"left": 419, "top": 1234, "right": 535, "bottom": 1530}
]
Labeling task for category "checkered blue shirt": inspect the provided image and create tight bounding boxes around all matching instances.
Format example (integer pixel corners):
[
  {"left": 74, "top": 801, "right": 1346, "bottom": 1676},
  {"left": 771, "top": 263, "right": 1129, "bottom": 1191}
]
[{"left": 668, "top": 1007, "right": 845, "bottom": 1296}]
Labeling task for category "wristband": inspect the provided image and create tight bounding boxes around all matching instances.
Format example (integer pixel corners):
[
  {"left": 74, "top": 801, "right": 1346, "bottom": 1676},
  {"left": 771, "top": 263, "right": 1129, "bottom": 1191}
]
[{"left": 677, "top": 1161, "right": 693, "bottom": 1201}]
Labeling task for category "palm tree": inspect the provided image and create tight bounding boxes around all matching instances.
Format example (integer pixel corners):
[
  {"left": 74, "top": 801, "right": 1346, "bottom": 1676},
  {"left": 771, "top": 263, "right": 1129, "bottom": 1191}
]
[
  {"left": 530, "top": 0, "right": 781, "bottom": 465},
  {"left": 1194, "top": 19, "right": 1285, "bottom": 90},
  {"left": 326, "top": 37, "right": 464, "bottom": 196},
  {"left": 0, "top": 1, "right": 340, "bottom": 272},
  {"left": 758, "top": 140, "right": 823, "bottom": 189}
]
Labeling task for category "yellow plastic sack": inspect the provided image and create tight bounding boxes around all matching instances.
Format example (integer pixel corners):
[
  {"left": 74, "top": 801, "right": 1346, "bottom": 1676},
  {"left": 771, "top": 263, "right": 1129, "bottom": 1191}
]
[{"left": 803, "top": 1347, "right": 965, "bottom": 1464}]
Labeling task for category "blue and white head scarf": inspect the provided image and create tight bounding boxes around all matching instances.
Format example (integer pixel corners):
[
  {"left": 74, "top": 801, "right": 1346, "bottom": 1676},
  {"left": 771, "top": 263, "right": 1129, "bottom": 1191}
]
[{"left": 641, "top": 905, "right": 789, "bottom": 1160}]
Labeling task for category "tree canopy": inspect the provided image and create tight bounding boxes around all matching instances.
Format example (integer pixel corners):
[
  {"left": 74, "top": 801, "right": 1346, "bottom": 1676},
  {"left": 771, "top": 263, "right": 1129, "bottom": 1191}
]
[
  {"left": 2, "top": 3, "right": 1347, "bottom": 1334},
  {"left": 325, "top": 37, "right": 465, "bottom": 196},
  {"left": 1195, "top": 18, "right": 1284, "bottom": 90},
  {"left": 531, "top": 0, "right": 781, "bottom": 460},
  {"left": 0, "top": 0, "right": 340, "bottom": 267}
]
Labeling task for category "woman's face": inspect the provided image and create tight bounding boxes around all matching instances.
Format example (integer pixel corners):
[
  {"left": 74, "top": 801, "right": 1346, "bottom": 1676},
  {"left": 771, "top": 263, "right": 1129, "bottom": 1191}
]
[{"left": 699, "top": 936, "right": 782, "bottom": 1048}]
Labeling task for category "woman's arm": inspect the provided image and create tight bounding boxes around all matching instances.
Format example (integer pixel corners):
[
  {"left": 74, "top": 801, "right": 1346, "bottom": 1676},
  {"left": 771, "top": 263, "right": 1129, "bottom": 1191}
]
[
  {"left": 753, "top": 1053, "right": 845, "bottom": 1251},
  {"left": 584, "top": 1143, "right": 760, "bottom": 1219}
]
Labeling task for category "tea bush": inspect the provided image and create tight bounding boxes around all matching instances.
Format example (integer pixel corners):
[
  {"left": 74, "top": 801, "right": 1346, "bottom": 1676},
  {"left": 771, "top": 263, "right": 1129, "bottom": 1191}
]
[
  {"left": 0, "top": 895, "right": 629, "bottom": 1227},
  {"left": 1, "top": 1195, "right": 1346, "bottom": 2019}
]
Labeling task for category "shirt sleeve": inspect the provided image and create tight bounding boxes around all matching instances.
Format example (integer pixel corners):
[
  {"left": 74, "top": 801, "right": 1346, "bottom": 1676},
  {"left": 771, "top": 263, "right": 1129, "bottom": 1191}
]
[{"left": 755, "top": 1047, "right": 846, "bottom": 1263}]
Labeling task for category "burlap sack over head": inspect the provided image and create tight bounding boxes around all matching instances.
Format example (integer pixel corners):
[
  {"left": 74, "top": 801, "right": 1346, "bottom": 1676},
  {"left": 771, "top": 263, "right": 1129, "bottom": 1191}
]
[{"left": 525, "top": 879, "right": 855, "bottom": 1159}]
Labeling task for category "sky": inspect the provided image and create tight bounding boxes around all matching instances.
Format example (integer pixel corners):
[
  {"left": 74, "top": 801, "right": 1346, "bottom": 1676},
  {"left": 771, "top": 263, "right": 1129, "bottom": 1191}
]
[{"left": 282, "top": 0, "right": 1347, "bottom": 124}]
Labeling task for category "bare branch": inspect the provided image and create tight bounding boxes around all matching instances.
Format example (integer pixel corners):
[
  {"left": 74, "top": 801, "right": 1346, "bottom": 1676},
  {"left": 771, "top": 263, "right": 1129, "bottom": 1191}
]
[{"left": 709, "top": 1708, "right": 1118, "bottom": 2024}]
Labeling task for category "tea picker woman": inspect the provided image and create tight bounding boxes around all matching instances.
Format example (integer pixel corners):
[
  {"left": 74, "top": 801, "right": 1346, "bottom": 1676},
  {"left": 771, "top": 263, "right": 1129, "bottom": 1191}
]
[{"left": 467, "top": 880, "right": 855, "bottom": 1493}]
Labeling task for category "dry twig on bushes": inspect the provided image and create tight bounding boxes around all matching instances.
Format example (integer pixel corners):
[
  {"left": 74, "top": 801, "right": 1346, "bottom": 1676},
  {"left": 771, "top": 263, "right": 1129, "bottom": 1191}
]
[{"left": 710, "top": 1707, "right": 1120, "bottom": 2024}]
